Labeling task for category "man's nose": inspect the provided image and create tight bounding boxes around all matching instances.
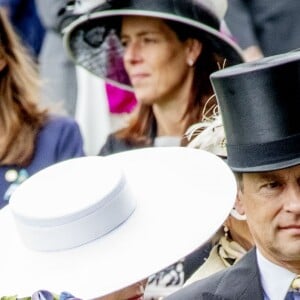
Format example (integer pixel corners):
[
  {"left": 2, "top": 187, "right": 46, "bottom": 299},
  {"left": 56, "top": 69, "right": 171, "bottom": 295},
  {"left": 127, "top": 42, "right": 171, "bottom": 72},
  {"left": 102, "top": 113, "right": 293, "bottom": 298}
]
[{"left": 285, "top": 185, "right": 300, "bottom": 213}]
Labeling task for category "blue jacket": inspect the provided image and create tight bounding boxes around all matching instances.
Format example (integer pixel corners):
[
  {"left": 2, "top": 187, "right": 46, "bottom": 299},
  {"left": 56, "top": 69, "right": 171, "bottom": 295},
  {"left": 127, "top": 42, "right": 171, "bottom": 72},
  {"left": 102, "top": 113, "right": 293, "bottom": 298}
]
[{"left": 0, "top": 115, "right": 85, "bottom": 209}]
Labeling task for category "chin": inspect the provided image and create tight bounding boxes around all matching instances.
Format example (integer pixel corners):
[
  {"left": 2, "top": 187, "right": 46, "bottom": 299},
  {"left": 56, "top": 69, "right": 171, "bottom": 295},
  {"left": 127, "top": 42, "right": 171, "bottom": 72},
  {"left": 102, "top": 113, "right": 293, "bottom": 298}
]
[
  {"left": 133, "top": 87, "right": 159, "bottom": 104},
  {"left": 135, "top": 94, "right": 156, "bottom": 105},
  {"left": 276, "top": 243, "right": 300, "bottom": 260}
]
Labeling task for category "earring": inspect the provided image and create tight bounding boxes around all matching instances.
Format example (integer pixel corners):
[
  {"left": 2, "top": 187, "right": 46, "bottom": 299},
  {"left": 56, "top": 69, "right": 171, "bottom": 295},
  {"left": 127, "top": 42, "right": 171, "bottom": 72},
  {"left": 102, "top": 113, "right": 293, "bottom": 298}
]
[
  {"left": 224, "top": 225, "right": 229, "bottom": 238},
  {"left": 230, "top": 208, "right": 247, "bottom": 221},
  {"left": 187, "top": 58, "right": 194, "bottom": 67}
]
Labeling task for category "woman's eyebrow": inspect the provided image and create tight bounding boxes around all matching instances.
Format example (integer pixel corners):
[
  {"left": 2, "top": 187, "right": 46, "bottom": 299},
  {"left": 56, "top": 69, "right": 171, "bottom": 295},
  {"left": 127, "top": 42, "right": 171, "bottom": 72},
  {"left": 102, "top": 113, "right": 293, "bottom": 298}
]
[{"left": 121, "top": 30, "right": 161, "bottom": 38}]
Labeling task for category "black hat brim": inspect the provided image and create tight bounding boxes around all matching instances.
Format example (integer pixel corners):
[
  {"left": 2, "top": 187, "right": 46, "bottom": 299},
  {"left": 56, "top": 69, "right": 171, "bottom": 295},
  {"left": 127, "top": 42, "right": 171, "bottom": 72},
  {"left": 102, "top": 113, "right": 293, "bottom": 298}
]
[{"left": 63, "top": 10, "right": 244, "bottom": 90}]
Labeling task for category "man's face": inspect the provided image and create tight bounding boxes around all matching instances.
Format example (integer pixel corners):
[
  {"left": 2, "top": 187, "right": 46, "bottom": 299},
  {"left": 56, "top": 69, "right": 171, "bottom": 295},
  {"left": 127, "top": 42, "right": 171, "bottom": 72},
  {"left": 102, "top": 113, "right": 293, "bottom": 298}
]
[{"left": 236, "top": 164, "right": 300, "bottom": 267}]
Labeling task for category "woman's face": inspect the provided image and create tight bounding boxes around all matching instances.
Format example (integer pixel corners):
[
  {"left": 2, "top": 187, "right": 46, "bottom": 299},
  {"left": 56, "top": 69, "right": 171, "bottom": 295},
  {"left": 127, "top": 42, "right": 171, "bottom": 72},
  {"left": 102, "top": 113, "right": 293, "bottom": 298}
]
[{"left": 120, "top": 16, "right": 199, "bottom": 105}]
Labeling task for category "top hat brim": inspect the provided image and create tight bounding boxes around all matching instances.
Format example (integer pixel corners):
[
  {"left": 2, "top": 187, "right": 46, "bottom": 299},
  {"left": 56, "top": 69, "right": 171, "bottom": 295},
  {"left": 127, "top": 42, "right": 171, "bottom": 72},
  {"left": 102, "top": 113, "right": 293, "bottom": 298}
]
[
  {"left": 229, "top": 157, "right": 300, "bottom": 173},
  {"left": 63, "top": 10, "right": 244, "bottom": 90},
  {"left": 0, "top": 147, "right": 236, "bottom": 298}
]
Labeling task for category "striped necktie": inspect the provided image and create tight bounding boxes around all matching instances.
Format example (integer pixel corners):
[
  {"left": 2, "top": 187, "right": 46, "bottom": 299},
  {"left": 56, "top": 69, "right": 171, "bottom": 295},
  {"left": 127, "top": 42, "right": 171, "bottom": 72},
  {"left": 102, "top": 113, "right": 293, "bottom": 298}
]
[{"left": 285, "top": 276, "right": 300, "bottom": 300}]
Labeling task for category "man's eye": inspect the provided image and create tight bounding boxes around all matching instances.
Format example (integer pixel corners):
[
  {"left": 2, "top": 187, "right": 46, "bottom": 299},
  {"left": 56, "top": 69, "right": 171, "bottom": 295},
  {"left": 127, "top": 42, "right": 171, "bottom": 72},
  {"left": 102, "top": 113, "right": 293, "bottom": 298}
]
[{"left": 265, "top": 182, "right": 280, "bottom": 189}]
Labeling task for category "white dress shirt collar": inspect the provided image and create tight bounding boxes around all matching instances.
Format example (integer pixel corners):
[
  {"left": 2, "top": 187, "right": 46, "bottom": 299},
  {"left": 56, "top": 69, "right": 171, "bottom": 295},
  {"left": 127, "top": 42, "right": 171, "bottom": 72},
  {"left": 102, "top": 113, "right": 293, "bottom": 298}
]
[{"left": 256, "top": 249, "right": 296, "bottom": 300}]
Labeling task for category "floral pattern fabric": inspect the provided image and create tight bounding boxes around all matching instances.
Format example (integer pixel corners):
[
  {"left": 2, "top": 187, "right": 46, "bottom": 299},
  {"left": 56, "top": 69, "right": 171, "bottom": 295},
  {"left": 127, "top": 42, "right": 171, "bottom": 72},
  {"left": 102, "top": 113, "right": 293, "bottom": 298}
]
[{"left": 1, "top": 291, "right": 80, "bottom": 300}]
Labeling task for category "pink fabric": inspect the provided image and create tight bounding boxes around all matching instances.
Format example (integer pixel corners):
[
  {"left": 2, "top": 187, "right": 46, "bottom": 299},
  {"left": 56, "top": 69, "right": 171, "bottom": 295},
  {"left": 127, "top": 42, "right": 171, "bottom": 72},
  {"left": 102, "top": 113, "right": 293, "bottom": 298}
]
[{"left": 105, "top": 83, "right": 137, "bottom": 114}]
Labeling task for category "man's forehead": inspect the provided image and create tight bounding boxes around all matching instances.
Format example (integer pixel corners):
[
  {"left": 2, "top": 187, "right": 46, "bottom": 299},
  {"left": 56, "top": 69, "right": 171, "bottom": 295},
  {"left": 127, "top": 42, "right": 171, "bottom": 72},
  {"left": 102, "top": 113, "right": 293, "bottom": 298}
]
[{"left": 245, "top": 164, "right": 300, "bottom": 181}]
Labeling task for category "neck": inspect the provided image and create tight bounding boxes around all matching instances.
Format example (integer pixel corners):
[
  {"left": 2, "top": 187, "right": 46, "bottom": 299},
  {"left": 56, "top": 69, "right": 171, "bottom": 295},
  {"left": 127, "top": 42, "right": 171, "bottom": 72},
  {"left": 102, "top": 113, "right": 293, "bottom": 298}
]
[
  {"left": 152, "top": 75, "right": 194, "bottom": 137},
  {"left": 153, "top": 101, "right": 189, "bottom": 136}
]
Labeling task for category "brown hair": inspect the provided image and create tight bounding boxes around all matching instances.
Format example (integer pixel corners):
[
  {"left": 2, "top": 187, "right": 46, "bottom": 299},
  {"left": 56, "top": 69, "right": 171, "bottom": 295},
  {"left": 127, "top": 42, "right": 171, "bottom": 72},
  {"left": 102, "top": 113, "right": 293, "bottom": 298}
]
[
  {"left": 0, "top": 9, "right": 48, "bottom": 166},
  {"left": 234, "top": 172, "right": 244, "bottom": 192},
  {"left": 115, "top": 19, "right": 224, "bottom": 146}
]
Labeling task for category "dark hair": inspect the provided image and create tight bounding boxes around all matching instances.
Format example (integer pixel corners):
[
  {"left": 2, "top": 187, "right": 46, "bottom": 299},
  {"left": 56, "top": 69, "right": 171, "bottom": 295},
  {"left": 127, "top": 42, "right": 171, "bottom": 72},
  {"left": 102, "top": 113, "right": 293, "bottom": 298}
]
[
  {"left": 116, "top": 18, "right": 224, "bottom": 146},
  {"left": 233, "top": 172, "right": 244, "bottom": 191}
]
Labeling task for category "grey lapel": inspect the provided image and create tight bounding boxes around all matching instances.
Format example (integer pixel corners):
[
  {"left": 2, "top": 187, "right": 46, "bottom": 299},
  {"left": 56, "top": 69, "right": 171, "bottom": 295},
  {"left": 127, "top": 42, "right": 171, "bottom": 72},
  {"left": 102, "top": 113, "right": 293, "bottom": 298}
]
[
  {"left": 165, "top": 248, "right": 264, "bottom": 300},
  {"left": 211, "top": 248, "right": 264, "bottom": 300}
]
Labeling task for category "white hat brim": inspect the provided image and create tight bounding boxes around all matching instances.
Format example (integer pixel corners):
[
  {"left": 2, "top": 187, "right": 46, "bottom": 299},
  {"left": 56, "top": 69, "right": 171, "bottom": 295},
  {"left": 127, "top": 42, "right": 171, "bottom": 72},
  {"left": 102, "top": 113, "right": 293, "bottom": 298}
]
[{"left": 0, "top": 147, "right": 236, "bottom": 298}]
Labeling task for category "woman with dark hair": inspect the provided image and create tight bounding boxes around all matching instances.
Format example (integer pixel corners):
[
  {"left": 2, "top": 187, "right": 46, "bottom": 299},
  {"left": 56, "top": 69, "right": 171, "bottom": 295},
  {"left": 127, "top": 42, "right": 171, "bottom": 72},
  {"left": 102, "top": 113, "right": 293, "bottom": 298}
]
[
  {"left": 98, "top": 19, "right": 238, "bottom": 153},
  {"left": 63, "top": 0, "right": 244, "bottom": 155},
  {"left": 0, "top": 8, "right": 84, "bottom": 208},
  {"left": 62, "top": 0, "right": 244, "bottom": 297},
  {"left": 100, "top": 18, "right": 224, "bottom": 151}
]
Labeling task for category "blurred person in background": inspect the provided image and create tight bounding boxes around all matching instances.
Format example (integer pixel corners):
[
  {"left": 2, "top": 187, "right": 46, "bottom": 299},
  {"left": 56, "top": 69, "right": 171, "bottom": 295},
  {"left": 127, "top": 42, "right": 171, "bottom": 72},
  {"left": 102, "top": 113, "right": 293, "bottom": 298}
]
[
  {"left": 35, "top": 0, "right": 78, "bottom": 116},
  {"left": 225, "top": 0, "right": 300, "bottom": 61},
  {"left": 0, "top": 0, "right": 45, "bottom": 59},
  {"left": 62, "top": 0, "right": 244, "bottom": 155},
  {"left": 0, "top": 8, "right": 84, "bottom": 209}
]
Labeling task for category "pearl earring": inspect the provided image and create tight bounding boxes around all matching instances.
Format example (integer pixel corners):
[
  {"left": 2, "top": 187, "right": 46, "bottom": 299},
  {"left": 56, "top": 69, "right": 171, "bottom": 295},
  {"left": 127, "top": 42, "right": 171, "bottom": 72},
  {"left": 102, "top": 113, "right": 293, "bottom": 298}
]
[
  {"left": 187, "top": 58, "right": 194, "bottom": 66},
  {"left": 224, "top": 225, "right": 229, "bottom": 238}
]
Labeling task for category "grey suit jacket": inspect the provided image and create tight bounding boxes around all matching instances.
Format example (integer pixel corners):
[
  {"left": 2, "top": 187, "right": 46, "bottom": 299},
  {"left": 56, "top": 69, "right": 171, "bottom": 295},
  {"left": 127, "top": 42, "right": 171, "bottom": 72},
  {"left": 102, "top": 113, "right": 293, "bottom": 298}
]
[
  {"left": 165, "top": 248, "right": 264, "bottom": 300},
  {"left": 35, "top": 0, "right": 77, "bottom": 116},
  {"left": 225, "top": 0, "right": 300, "bottom": 56}
]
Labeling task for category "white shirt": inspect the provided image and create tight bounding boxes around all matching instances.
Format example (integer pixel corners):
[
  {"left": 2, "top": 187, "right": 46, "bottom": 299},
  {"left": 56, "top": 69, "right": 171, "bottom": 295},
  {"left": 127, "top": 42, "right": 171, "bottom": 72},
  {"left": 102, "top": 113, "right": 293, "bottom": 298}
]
[
  {"left": 153, "top": 136, "right": 181, "bottom": 147},
  {"left": 256, "top": 249, "right": 296, "bottom": 300}
]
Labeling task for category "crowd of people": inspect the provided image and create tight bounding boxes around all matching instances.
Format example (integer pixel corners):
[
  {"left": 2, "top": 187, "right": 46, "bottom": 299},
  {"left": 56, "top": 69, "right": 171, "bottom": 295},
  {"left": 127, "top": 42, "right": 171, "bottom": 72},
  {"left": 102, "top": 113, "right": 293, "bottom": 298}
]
[{"left": 1, "top": 0, "right": 300, "bottom": 299}]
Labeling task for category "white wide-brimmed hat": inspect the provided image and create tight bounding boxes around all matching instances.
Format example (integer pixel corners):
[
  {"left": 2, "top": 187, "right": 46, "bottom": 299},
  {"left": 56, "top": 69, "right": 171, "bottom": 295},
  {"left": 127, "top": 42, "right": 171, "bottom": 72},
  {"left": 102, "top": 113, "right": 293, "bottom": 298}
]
[
  {"left": 61, "top": 0, "right": 244, "bottom": 90},
  {"left": 0, "top": 147, "right": 236, "bottom": 298}
]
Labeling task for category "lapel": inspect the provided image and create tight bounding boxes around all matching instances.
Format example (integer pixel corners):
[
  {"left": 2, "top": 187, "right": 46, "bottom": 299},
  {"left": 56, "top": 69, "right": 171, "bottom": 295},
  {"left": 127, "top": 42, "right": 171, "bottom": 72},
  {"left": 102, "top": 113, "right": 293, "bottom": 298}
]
[
  {"left": 202, "top": 248, "right": 264, "bottom": 300},
  {"left": 202, "top": 293, "right": 230, "bottom": 300}
]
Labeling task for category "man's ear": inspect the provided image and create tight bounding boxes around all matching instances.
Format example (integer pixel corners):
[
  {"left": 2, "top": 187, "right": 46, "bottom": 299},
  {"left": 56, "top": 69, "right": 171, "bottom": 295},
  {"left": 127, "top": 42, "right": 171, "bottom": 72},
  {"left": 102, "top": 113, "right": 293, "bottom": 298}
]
[
  {"left": 185, "top": 38, "right": 202, "bottom": 66},
  {"left": 230, "top": 193, "right": 247, "bottom": 220},
  {"left": 235, "top": 191, "right": 246, "bottom": 216}
]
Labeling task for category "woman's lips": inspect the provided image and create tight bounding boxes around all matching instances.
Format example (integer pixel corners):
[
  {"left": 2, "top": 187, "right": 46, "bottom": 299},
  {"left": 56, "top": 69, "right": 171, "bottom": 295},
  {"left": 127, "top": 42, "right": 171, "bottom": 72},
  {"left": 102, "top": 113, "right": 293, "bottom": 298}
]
[{"left": 130, "top": 73, "right": 149, "bottom": 84}]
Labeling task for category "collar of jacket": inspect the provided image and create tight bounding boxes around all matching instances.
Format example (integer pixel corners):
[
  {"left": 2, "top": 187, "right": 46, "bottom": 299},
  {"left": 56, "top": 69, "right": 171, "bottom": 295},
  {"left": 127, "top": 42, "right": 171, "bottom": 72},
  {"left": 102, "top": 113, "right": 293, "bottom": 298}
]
[{"left": 202, "top": 248, "right": 264, "bottom": 300}]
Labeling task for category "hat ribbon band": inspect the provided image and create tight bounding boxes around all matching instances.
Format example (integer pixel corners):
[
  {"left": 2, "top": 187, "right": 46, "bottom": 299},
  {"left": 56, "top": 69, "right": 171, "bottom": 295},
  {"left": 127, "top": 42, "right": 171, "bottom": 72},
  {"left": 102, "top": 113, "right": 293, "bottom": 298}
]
[
  {"left": 13, "top": 182, "right": 136, "bottom": 252},
  {"left": 227, "top": 133, "right": 300, "bottom": 170}
]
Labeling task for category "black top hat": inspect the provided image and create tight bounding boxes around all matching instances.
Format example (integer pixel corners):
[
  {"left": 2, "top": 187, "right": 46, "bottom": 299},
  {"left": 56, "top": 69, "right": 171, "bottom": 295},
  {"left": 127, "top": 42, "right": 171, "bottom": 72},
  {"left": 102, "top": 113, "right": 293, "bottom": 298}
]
[
  {"left": 62, "top": 0, "right": 244, "bottom": 90},
  {"left": 210, "top": 50, "right": 300, "bottom": 172}
]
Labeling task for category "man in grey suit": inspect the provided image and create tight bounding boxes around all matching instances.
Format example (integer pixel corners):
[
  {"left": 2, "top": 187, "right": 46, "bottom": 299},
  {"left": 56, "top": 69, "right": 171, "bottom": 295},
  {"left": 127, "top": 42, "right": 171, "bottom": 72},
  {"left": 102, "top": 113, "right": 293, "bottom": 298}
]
[
  {"left": 35, "top": 0, "right": 78, "bottom": 116},
  {"left": 225, "top": 0, "right": 300, "bottom": 62},
  {"left": 166, "top": 50, "right": 300, "bottom": 300}
]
